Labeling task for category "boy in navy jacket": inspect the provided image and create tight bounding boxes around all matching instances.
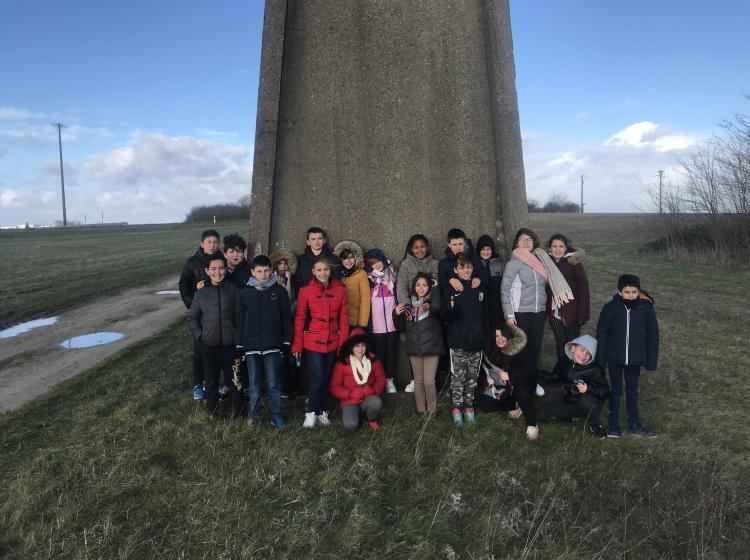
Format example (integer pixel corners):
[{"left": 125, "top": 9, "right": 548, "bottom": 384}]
[
  {"left": 235, "top": 255, "right": 293, "bottom": 429},
  {"left": 596, "top": 274, "right": 659, "bottom": 438}
]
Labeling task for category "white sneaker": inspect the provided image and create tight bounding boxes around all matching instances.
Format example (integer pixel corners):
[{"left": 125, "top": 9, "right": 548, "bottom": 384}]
[
  {"left": 526, "top": 425, "right": 539, "bottom": 441},
  {"left": 508, "top": 406, "right": 524, "bottom": 420},
  {"left": 386, "top": 379, "right": 397, "bottom": 393},
  {"left": 302, "top": 412, "right": 316, "bottom": 429},
  {"left": 535, "top": 384, "right": 545, "bottom": 397},
  {"left": 404, "top": 380, "right": 415, "bottom": 393},
  {"left": 315, "top": 411, "right": 331, "bottom": 426}
]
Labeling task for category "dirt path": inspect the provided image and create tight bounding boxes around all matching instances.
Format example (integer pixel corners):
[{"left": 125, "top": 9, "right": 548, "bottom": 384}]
[{"left": 0, "top": 275, "right": 185, "bottom": 412}]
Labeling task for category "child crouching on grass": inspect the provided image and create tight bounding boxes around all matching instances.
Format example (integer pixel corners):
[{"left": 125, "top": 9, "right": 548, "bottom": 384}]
[
  {"left": 443, "top": 253, "right": 487, "bottom": 426},
  {"left": 186, "top": 252, "right": 237, "bottom": 417},
  {"left": 235, "top": 255, "right": 293, "bottom": 429}
]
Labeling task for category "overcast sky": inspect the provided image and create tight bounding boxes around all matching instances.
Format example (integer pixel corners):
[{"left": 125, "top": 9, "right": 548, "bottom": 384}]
[{"left": 1, "top": 0, "right": 749, "bottom": 226}]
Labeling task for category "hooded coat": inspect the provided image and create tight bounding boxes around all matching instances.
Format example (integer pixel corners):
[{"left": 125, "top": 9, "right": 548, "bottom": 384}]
[
  {"left": 270, "top": 248, "right": 298, "bottom": 302},
  {"left": 333, "top": 240, "right": 371, "bottom": 328},
  {"left": 292, "top": 277, "right": 349, "bottom": 354},
  {"left": 552, "top": 334, "right": 610, "bottom": 401},
  {"left": 596, "top": 290, "right": 659, "bottom": 370},
  {"left": 396, "top": 251, "right": 439, "bottom": 305},
  {"left": 547, "top": 249, "right": 590, "bottom": 325},
  {"left": 364, "top": 248, "right": 397, "bottom": 334},
  {"left": 475, "top": 234, "right": 506, "bottom": 322},
  {"left": 329, "top": 329, "right": 387, "bottom": 407},
  {"left": 481, "top": 323, "right": 526, "bottom": 396}
]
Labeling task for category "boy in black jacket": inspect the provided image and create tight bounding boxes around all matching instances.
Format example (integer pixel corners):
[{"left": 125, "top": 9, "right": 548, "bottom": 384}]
[
  {"left": 596, "top": 274, "right": 659, "bottom": 438},
  {"left": 186, "top": 252, "right": 237, "bottom": 416},
  {"left": 443, "top": 253, "right": 487, "bottom": 426},
  {"left": 235, "top": 255, "right": 293, "bottom": 429},
  {"left": 179, "top": 228, "right": 220, "bottom": 401},
  {"left": 224, "top": 233, "right": 251, "bottom": 288},
  {"left": 537, "top": 335, "right": 609, "bottom": 438}
]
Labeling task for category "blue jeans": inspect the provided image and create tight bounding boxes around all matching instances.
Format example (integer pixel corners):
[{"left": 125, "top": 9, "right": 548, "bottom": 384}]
[
  {"left": 246, "top": 352, "right": 283, "bottom": 421},
  {"left": 608, "top": 364, "right": 641, "bottom": 431},
  {"left": 306, "top": 350, "right": 336, "bottom": 414}
]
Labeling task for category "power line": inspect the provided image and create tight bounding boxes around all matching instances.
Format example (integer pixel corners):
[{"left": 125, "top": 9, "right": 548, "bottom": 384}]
[{"left": 52, "top": 123, "right": 67, "bottom": 226}]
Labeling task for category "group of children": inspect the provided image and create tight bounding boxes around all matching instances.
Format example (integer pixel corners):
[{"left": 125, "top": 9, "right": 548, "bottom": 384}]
[{"left": 179, "top": 225, "right": 660, "bottom": 440}]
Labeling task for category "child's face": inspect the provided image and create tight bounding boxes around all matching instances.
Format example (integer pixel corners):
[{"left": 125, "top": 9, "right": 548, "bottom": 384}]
[
  {"left": 342, "top": 255, "right": 356, "bottom": 269},
  {"left": 479, "top": 247, "right": 493, "bottom": 261},
  {"left": 307, "top": 232, "right": 326, "bottom": 253},
  {"left": 454, "top": 263, "right": 473, "bottom": 281},
  {"left": 448, "top": 238, "right": 466, "bottom": 255},
  {"left": 352, "top": 342, "right": 366, "bottom": 360},
  {"left": 275, "top": 259, "right": 289, "bottom": 272},
  {"left": 200, "top": 236, "right": 220, "bottom": 255},
  {"left": 619, "top": 286, "right": 640, "bottom": 300},
  {"left": 410, "top": 240, "right": 428, "bottom": 259},
  {"left": 495, "top": 330, "right": 508, "bottom": 348},
  {"left": 251, "top": 265, "right": 272, "bottom": 282},
  {"left": 312, "top": 262, "right": 331, "bottom": 284},
  {"left": 549, "top": 239, "right": 567, "bottom": 259},
  {"left": 225, "top": 247, "right": 244, "bottom": 266},
  {"left": 371, "top": 260, "right": 384, "bottom": 272},
  {"left": 414, "top": 278, "right": 429, "bottom": 298},
  {"left": 570, "top": 344, "right": 591, "bottom": 365},
  {"left": 205, "top": 259, "right": 226, "bottom": 285}
]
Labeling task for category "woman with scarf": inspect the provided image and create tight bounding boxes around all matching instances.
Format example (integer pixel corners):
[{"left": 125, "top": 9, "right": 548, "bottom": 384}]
[
  {"left": 500, "top": 228, "right": 572, "bottom": 388},
  {"left": 329, "top": 328, "right": 387, "bottom": 431},
  {"left": 545, "top": 234, "right": 590, "bottom": 359},
  {"left": 334, "top": 240, "right": 371, "bottom": 330},
  {"left": 364, "top": 248, "right": 400, "bottom": 394}
]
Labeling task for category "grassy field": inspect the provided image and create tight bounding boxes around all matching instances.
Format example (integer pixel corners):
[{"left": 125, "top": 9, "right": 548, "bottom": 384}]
[
  {"left": 0, "top": 221, "right": 249, "bottom": 328},
  {"left": 1, "top": 214, "right": 748, "bottom": 558}
]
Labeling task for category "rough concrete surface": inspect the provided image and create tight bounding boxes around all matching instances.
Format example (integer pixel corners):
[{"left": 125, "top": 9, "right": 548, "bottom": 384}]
[
  {"left": 248, "top": 0, "right": 527, "bottom": 262},
  {"left": 0, "top": 275, "right": 185, "bottom": 412}
]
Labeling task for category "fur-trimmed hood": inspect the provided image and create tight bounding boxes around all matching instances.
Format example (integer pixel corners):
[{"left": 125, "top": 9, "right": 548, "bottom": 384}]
[
  {"left": 499, "top": 324, "right": 527, "bottom": 356},
  {"left": 333, "top": 240, "right": 365, "bottom": 269},
  {"left": 270, "top": 248, "right": 298, "bottom": 274},
  {"left": 565, "top": 248, "right": 586, "bottom": 266},
  {"left": 338, "top": 327, "right": 377, "bottom": 363}
]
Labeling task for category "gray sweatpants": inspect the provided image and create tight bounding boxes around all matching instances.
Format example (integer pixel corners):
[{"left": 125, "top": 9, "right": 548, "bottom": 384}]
[{"left": 342, "top": 395, "right": 383, "bottom": 431}]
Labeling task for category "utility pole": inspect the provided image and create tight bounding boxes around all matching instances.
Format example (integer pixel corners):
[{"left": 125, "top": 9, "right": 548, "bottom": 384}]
[
  {"left": 52, "top": 123, "right": 67, "bottom": 226},
  {"left": 657, "top": 170, "right": 664, "bottom": 214},
  {"left": 580, "top": 175, "right": 587, "bottom": 214}
]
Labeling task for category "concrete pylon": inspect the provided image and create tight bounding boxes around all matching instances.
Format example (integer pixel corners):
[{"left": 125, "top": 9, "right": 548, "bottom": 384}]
[{"left": 248, "top": 0, "right": 527, "bottom": 261}]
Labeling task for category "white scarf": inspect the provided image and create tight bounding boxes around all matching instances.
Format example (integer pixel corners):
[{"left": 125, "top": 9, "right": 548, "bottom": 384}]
[{"left": 349, "top": 355, "right": 372, "bottom": 385}]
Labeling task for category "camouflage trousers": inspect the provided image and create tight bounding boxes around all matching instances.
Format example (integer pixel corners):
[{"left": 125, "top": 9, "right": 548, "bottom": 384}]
[{"left": 449, "top": 348, "right": 483, "bottom": 408}]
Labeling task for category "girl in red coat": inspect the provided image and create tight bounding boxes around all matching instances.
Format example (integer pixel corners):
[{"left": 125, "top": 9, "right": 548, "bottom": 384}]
[
  {"left": 293, "top": 257, "right": 350, "bottom": 428},
  {"left": 329, "top": 329, "right": 386, "bottom": 431}
]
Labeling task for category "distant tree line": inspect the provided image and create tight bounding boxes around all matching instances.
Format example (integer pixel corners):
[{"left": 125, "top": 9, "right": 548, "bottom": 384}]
[
  {"left": 185, "top": 195, "right": 250, "bottom": 223},
  {"left": 528, "top": 192, "right": 580, "bottom": 213},
  {"left": 643, "top": 97, "right": 750, "bottom": 264}
]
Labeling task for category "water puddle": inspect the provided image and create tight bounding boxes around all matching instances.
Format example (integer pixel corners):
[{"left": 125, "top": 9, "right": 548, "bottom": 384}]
[
  {"left": 0, "top": 317, "right": 59, "bottom": 339},
  {"left": 60, "top": 332, "right": 125, "bottom": 349},
  {"left": 156, "top": 290, "right": 180, "bottom": 295}
]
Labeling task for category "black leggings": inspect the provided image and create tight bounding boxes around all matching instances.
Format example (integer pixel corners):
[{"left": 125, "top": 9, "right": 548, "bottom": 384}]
[
  {"left": 515, "top": 311, "right": 546, "bottom": 373},
  {"left": 372, "top": 331, "right": 398, "bottom": 380},
  {"left": 548, "top": 315, "right": 581, "bottom": 360}
]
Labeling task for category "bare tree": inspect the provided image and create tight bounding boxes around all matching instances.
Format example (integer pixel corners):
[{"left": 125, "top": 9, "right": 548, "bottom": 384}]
[
  {"left": 717, "top": 106, "right": 750, "bottom": 214},
  {"left": 673, "top": 139, "right": 723, "bottom": 215}
]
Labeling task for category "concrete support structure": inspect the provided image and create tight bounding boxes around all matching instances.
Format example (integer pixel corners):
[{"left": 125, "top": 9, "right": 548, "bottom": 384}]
[{"left": 248, "top": 0, "right": 527, "bottom": 260}]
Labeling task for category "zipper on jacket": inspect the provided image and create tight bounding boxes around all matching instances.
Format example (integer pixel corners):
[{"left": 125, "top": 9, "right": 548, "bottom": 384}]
[
  {"left": 534, "top": 270, "right": 539, "bottom": 312},
  {"left": 218, "top": 285, "right": 223, "bottom": 346},
  {"left": 625, "top": 307, "right": 630, "bottom": 365}
]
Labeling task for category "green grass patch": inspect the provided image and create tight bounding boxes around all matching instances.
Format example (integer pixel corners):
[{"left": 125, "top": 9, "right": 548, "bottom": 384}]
[
  {"left": 1, "top": 214, "right": 748, "bottom": 558},
  {"left": 0, "top": 221, "right": 248, "bottom": 328}
]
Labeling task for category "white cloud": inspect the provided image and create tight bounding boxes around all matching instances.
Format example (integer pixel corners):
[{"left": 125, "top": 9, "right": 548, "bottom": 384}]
[
  {"left": 0, "top": 106, "right": 48, "bottom": 120},
  {"left": 603, "top": 121, "right": 698, "bottom": 152},
  {"left": 35, "top": 159, "right": 78, "bottom": 186},
  {"left": 574, "top": 111, "right": 591, "bottom": 123},
  {"left": 524, "top": 121, "right": 702, "bottom": 212},
  {"left": 194, "top": 128, "right": 239, "bottom": 138}
]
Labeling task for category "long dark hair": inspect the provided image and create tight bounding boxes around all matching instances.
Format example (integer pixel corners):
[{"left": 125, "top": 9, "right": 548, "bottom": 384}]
[
  {"left": 403, "top": 233, "right": 431, "bottom": 260},
  {"left": 410, "top": 272, "right": 433, "bottom": 298}
]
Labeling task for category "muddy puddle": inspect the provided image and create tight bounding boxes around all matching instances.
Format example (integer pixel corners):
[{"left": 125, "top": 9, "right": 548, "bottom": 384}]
[
  {"left": 60, "top": 332, "right": 125, "bottom": 349},
  {"left": 0, "top": 317, "right": 59, "bottom": 340}
]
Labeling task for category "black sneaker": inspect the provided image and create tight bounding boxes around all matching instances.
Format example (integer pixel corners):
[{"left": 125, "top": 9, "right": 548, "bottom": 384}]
[
  {"left": 630, "top": 424, "right": 657, "bottom": 438},
  {"left": 588, "top": 423, "right": 607, "bottom": 439}
]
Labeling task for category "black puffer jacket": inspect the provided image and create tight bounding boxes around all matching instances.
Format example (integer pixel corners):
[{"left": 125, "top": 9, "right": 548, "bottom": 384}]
[
  {"left": 179, "top": 248, "right": 212, "bottom": 309},
  {"left": 235, "top": 284, "right": 293, "bottom": 352},
  {"left": 186, "top": 280, "right": 237, "bottom": 347},
  {"left": 553, "top": 335, "right": 610, "bottom": 401},
  {"left": 443, "top": 280, "right": 487, "bottom": 351},
  {"left": 227, "top": 260, "right": 251, "bottom": 289},
  {"left": 393, "top": 292, "right": 445, "bottom": 357}
]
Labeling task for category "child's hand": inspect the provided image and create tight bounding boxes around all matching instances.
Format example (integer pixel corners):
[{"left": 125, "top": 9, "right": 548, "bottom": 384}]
[
  {"left": 449, "top": 278, "right": 463, "bottom": 291},
  {"left": 196, "top": 280, "right": 205, "bottom": 290},
  {"left": 506, "top": 316, "right": 517, "bottom": 326},
  {"left": 500, "top": 370, "right": 510, "bottom": 382},
  {"left": 395, "top": 303, "right": 406, "bottom": 315},
  {"left": 471, "top": 278, "right": 481, "bottom": 289},
  {"left": 576, "top": 382, "right": 588, "bottom": 394},
  {"left": 423, "top": 302, "right": 431, "bottom": 310}
]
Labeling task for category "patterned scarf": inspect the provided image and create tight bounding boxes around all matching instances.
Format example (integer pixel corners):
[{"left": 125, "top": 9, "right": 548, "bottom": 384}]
[
  {"left": 368, "top": 267, "right": 395, "bottom": 293},
  {"left": 247, "top": 275, "right": 278, "bottom": 291}
]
